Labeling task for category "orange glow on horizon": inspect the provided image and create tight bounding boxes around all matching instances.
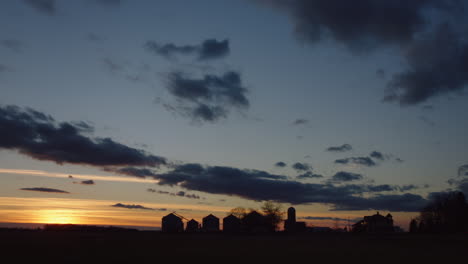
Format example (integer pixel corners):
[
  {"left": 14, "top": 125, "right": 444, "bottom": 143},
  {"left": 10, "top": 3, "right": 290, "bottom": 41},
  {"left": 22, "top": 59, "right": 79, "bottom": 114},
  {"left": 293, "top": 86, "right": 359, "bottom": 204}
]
[{"left": 38, "top": 210, "right": 81, "bottom": 225}]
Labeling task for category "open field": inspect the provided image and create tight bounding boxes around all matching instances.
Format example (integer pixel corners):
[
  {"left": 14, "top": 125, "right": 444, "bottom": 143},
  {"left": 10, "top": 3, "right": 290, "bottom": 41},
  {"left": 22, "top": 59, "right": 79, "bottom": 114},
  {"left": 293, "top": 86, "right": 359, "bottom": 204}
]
[{"left": 0, "top": 230, "right": 467, "bottom": 262}]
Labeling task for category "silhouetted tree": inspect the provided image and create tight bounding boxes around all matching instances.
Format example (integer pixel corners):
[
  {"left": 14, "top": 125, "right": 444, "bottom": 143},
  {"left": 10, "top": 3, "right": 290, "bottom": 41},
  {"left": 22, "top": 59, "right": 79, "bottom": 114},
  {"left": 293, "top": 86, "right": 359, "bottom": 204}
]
[
  {"left": 418, "top": 191, "right": 468, "bottom": 233},
  {"left": 409, "top": 219, "right": 418, "bottom": 233},
  {"left": 229, "top": 207, "right": 248, "bottom": 220},
  {"left": 261, "top": 201, "right": 284, "bottom": 232}
]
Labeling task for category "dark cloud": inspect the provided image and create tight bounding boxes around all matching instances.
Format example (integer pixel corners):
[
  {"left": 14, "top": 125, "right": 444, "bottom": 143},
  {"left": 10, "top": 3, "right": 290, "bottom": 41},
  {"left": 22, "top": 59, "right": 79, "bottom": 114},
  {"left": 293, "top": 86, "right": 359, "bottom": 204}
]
[
  {"left": 331, "top": 193, "right": 427, "bottom": 211},
  {"left": 395, "top": 158, "right": 404, "bottom": 163},
  {"left": 162, "top": 71, "right": 249, "bottom": 122},
  {"left": 422, "top": 105, "right": 434, "bottom": 111},
  {"left": 398, "top": 184, "right": 419, "bottom": 192},
  {"left": 147, "top": 188, "right": 201, "bottom": 199},
  {"left": 292, "top": 162, "right": 312, "bottom": 172},
  {"left": 20, "top": 187, "right": 69, "bottom": 194},
  {"left": 145, "top": 39, "right": 229, "bottom": 61},
  {"left": 335, "top": 156, "right": 376, "bottom": 167},
  {"left": 292, "top": 119, "right": 309, "bottom": 125},
  {"left": 458, "top": 164, "right": 468, "bottom": 176},
  {"left": 384, "top": 24, "right": 468, "bottom": 105},
  {"left": 106, "top": 167, "right": 158, "bottom": 178},
  {"left": 0, "top": 64, "right": 11, "bottom": 73},
  {"left": 419, "top": 116, "right": 436, "bottom": 127},
  {"left": 376, "top": 69, "right": 385, "bottom": 79},
  {"left": 86, "top": 33, "right": 105, "bottom": 42},
  {"left": 297, "top": 171, "right": 323, "bottom": 179},
  {"left": 111, "top": 203, "right": 161, "bottom": 211},
  {"left": 22, "top": 0, "right": 55, "bottom": 15},
  {"left": 257, "top": 0, "right": 468, "bottom": 105},
  {"left": 275, "top": 161, "right": 287, "bottom": 168},
  {"left": 0, "top": 105, "right": 166, "bottom": 168},
  {"left": 79, "top": 180, "right": 95, "bottom": 185},
  {"left": 369, "top": 151, "right": 385, "bottom": 161},
  {"left": 152, "top": 163, "right": 427, "bottom": 211},
  {"left": 102, "top": 58, "right": 124, "bottom": 73},
  {"left": 331, "top": 171, "right": 363, "bottom": 182},
  {"left": 1, "top": 40, "right": 23, "bottom": 53},
  {"left": 326, "top": 144, "right": 352, "bottom": 152},
  {"left": 299, "top": 216, "right": 361, "bottom": 222},
  {"left": 258, "top": 0, "right": 449, "bottom": 50}
]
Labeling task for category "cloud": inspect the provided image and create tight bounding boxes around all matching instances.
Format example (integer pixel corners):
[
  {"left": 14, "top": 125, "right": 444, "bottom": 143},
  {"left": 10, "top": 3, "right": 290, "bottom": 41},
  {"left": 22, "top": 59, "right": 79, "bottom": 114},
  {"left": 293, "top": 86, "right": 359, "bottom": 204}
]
[
  {"left": 384, "top": 24, "right": 468, "bottom": 105},
  {"left": 145, "top": 39, "right": 229, "bottom": 61},
  {"left": 297, "top": 171, "right": 323, "bottom": 179},
  {"left": 335, "top": 157, "right": 376, "bottom": 167},
  {"left": 258, "top": 0, "right": 448, "bottom": 50},
  {"left": 20, "top": 187, "right": 69, "bottom": 194},
  {"left": 292, "top": 119, "right": 309, "bottom": 126},
  {"left": 274, "top": 161, "right": 287, "bottom": 168},
  {"left": 369, "top": 151, "right": 385, "bottom": 161},
  {"left": 256, "top": 0, "right": 468, "bottom": 105},
  {"left": 458, "top": 164, "right": 468, "bottom": 176},
  {"left": 152, "top": 163, "right": 427, "bottom": 211},
  {"left": 79, "top": 180, "right": 95, "bottom": 185},
  {"left": 326, "top": 144, "right": 352, "bottom": 152},
  {"left": 331, "top": 193, "right": 427, "bottom": 212},
  {"left": 292, "top": 162, "right": 312, "bottom": 172},
  {"left": 419, "top": 116, "right": 436, "bottom": 127},
  {"left": 161, "top": 71, "right": 249, "bottom": 123},
  {"left": 111, "top": 203, "right": 161, "bottom": 211},
  {"left": 331, "top": 171, "right": 363, "bottom": 182},
  {"left": 0, "top": 105, "right": 166, "bottom": 168},
  {"left": 22, "top": 0, "right": 55, "bottom": 15},
  {"left": 147, "top": 188, "right": 201, "bottom": 199},
  {"left": 1, "top": 40, "right": 23, "bottom": 53},
  {"left": 376, "top": 69, "right": 385, "bottom": 79},
  {"left": 0, "top": 64, "right": 12, "bottom": 73},
  {"left": 105, "top": 167, "right": 158, "bottom": 178},
  {"left": 299, "top": 216, "right": 361, "bottom": 222}
]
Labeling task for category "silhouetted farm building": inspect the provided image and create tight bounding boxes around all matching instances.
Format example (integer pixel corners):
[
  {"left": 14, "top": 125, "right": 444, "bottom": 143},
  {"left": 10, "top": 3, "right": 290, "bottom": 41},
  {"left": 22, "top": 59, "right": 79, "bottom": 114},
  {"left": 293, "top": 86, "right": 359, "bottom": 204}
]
[
  {"left": 352, "top": 212, "right": 394, "bottom": 233},
  {"left": 284, "top": 207, "right": 306, "bottom": 233},
  {"left": 243, "top": 211, "right": 268, "bottom": 233},
  {"left": 186, "top": 219, "right": 200, "bottom": 233},
  {"left": 162, "top": 213, "right": 184, "bottom": 233},
  {"left": 223, "top": 214, "right": 241, "bottom": 233},
  {"left": 202, "top": 214, "right": 220, "bottom": 232}
]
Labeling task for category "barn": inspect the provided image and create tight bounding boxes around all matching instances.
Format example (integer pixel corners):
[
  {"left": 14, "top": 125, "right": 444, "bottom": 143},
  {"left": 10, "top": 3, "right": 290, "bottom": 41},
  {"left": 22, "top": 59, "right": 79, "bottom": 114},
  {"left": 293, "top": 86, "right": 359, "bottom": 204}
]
[
  {"left": 223, "top": 214, "right": 241, "bottom": 233},
  {"left": 161, "top": 213, "right": 184, "bottom": 233},
  {"left": 202, "top": 214, "right": 220, "bottom": 232}
]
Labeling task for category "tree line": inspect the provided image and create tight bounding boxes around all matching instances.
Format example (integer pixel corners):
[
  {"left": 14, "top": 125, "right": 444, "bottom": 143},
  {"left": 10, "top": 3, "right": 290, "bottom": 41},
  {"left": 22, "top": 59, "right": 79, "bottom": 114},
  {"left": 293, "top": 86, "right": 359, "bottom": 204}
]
[{"left": 410, "top": 191, "right": 468, "bottom": 233}]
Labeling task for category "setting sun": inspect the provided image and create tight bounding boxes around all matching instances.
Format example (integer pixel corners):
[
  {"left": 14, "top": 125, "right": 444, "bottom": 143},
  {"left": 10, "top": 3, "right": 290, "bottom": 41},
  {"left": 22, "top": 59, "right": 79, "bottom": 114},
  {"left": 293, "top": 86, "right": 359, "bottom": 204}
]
[{"left": 39, "top": 210, "right": 80, "bottom": 225}]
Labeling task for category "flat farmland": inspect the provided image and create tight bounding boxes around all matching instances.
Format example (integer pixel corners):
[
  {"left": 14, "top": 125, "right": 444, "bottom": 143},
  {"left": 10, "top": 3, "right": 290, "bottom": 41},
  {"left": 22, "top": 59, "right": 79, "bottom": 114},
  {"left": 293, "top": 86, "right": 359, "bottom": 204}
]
[{"left": 1, "top": 230, "right": 466, "bottom": 262}]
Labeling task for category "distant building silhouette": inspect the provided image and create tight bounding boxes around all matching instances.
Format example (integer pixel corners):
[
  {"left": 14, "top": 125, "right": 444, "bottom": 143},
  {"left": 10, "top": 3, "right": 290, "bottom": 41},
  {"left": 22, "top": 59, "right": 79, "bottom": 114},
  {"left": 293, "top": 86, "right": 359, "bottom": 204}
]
[
  {"left": 284, "top": 207, "right": 306, "bottom": 232},
  {"left": 243, "top": 211, "right": 268, "bottom": 233},
  {"left": 186, "top": 219, "right": 200, "bottom": 233},
  {"left": 162, "top": 213, "right": 184, "bottom": 233},
  {"left": 202, "top": 214, "right": 220, "bottom": 232},
  {"left": 352, "top": 212, "right": 394, "bottom": 233},
  {"left": 223, "top": 214, "right": 241, "bottom": 233}
]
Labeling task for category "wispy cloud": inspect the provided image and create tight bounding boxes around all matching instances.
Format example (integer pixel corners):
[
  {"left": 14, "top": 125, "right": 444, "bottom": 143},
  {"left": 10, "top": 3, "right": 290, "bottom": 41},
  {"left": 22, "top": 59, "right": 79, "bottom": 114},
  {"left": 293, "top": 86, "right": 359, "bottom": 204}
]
[{"left": 20, "top": 187, "right": 69, "bottom": 194}]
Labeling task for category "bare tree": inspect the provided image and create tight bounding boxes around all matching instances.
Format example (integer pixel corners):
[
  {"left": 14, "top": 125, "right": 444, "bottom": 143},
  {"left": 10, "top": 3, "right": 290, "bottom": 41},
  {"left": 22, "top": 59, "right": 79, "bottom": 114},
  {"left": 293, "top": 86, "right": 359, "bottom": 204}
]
[
  {"left": 261, "top": 201, "right": 284, "bottom": 232},
  {"left": 229, "top": 207, "right": 247, "bottom": 220}
]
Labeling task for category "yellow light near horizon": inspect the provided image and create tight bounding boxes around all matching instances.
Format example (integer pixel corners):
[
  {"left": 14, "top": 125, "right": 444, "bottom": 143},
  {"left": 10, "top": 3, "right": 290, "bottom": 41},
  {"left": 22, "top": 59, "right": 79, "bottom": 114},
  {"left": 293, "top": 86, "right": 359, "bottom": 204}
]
[{"left": 38, "top": 210, "right": 81, "bottom": 225}]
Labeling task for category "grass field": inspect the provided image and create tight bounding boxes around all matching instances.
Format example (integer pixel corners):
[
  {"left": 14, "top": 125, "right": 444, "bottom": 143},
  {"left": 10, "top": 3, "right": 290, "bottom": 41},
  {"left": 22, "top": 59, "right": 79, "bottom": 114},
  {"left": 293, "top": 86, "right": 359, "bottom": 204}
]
[{"left": 1, "top": 230, "right": 467, "bottom": 262}]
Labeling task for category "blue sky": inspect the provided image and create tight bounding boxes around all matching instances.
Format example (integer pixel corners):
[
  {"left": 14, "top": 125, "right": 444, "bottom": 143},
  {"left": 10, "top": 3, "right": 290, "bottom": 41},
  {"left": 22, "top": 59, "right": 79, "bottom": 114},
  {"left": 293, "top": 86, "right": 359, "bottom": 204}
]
[{"left": 1, "top": 0, "right": 468, "bottom": 229}]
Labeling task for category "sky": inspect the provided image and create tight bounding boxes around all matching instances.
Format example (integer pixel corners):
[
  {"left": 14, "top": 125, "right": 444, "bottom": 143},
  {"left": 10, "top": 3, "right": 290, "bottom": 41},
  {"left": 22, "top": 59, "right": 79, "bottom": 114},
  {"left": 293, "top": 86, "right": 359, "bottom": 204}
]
[{"left": 1, "top": 0, "right": 468, "bottom": 230}]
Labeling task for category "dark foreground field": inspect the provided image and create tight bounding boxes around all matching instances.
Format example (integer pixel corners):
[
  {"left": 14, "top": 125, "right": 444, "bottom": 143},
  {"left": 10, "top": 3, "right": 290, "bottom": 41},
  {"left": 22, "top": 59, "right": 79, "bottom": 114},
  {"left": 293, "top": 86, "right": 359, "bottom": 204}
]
[{"left": 1, "top": 230, "right": 467, "bottom": 262}]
